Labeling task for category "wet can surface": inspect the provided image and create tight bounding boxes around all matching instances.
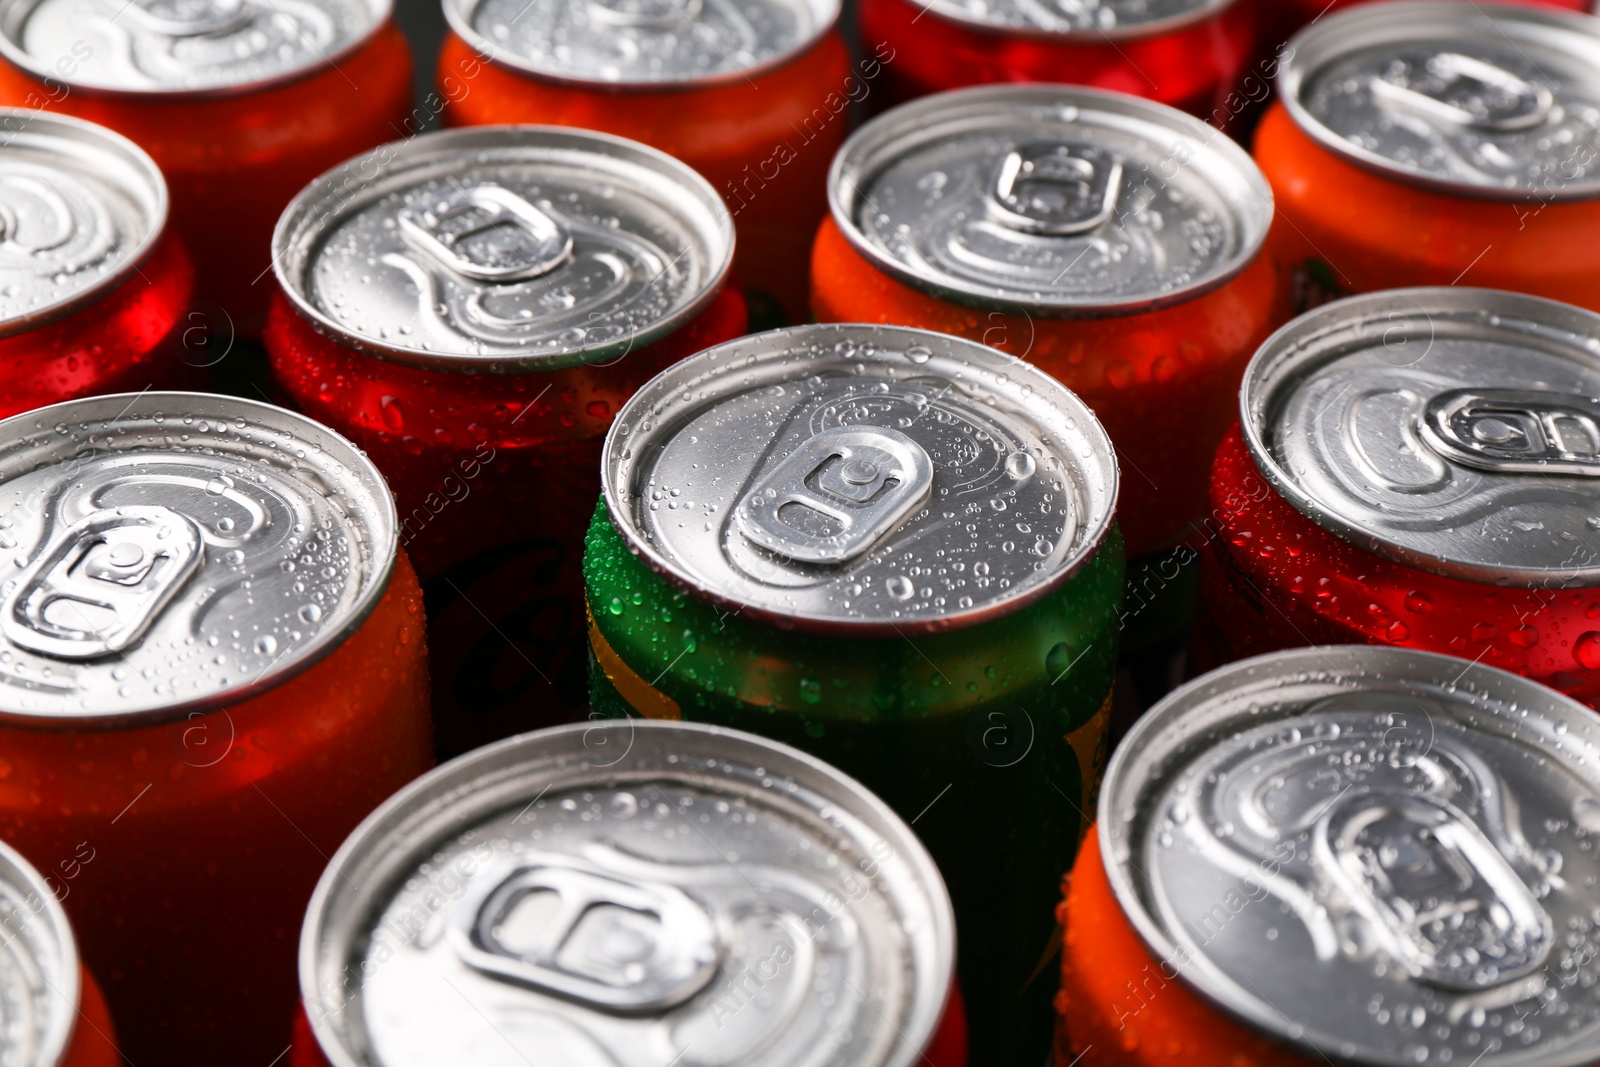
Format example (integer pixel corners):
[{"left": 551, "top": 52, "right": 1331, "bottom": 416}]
[
  {"left": 858, "top": 0, "right": 1255, "bottom": 121},
  {"left": 295, "top": 719, "right": 966, "bottom": 1067},
  {"left": 1058, "top": 645, "right": 1600, "bottom": 1067},
  {"left": 0, "top": 392, "right": 432, "bottom": 1067},
  {"left": 1195, "top": 287, "right": 1600, "bottom": 708},
  {"left": 585, "top": 322, "right": 1123, "bottom": 1065},
  {"left": 0, "top": 0, "right": 412, "bottom": 334},
  {"left": 268, "top": 125, "right": 744, "bottom": 759},
  {"left": 436, "top": 0, "right": 850, "bottom": 326},
  {"left": 0, "top": 109, "right": 195, "bottom": 416},
  {"left": 1258, "top": 2, "right": 1600, "bottom": 315},
  {"left": 0, "top": 838, "right": 120, "bottom": 1067},
  {"left": 1251, "top": 0, "right": 1590, "bottom": 67}
]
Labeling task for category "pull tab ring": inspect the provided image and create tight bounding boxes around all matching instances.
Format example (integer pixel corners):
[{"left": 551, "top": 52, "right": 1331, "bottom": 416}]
[{"left": 986, "top": 143, "right": 1122, "bottom": 237}]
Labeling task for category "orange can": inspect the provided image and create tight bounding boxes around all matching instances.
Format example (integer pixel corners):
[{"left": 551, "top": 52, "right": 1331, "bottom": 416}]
[
  {"left": 436, "top": 0, "right": 854, "bottom": 325},
  {"left": 1258, "top": 2, "right": 1600, "bottom": 315}
]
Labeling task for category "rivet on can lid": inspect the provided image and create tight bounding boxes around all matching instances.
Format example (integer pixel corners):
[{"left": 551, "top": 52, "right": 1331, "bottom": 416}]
[
  {"left": 0, "top": 839, "right": 79, "bottom": 1067},
  {"left": 0, "top": 392, "right": 398, "bottom": 726},
  {"left": 1101, "top": 646, "right": 1600, "bottom": 1067},
  {"left": 0, "top": 0, "right": 389, "bottom": 95},
  {"left": 600, "top": 323, "right": 1120, "bottom": 635},
  {"left": 1241, "top": 287, "right": 1600, "bottom": 589},
  {"left": 299, "top": 720, "right": 955, "bottom": 1067},
  {"left": 1281, "top": 1, "right": 1600, "bottom": 201},
  {"left": 828, "top": 85, "right": 1273, "bottom": 317},
  {"left": 272, "top": 126, "right": 734, "bottom": 373},
  {"left": 443, "top": 0, "right": 839, "bottom": 87},
  {"left": 911, "top": 0, "right": 1232, "bottom": 40},
  {"left": 0, "top": 110, "right": 166, "bottom": 338}
]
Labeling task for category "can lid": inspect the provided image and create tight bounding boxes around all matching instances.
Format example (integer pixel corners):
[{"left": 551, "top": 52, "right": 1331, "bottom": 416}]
[
  {"left": 1242, "top": 287, "right": 1600, "bottom": 589},
  {"left": 274, "top": 126, "right": 734, "bottom": 373},
  {"left": 0, "top": 391, "right": 398, "bottom": 726},
  {"left": 912, "top": 0, "right": 1232, "bottom": 41},
  {"left": 1281, "top": 2, "right": 1600, "bottom": 202},
  {"left": 1101, "top": 646, "right": 1600, "bottom": 1067},
  {"left": 300, "top": 719, "right": 955, "bottom": 1067},
  {"left": 444, "top": 0, "right": 837, "bottom": 88},
  {"left": 601, "top": 323, "right": 1118, "bottom": 635},
  {"left": 0, "top": 839, "right": 80, "bottom": 1067},
  {"left": 0, "top": 0, "right": 389, "bottom": 96},
  {"left": 0, "top": 110, "right": 166, "bottom": 339},
  {"left": 829, "top": 85, "right": 1272, "bottom": 317}
]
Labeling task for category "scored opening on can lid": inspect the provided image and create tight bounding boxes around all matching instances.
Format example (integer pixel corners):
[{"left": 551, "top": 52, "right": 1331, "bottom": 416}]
[
  {"left": 0, "top": 110, "right": 166, "bottom": 339},
  {"left": 0, "top": 392, "right": 398, "bottom": 726},
  {"left": 1101, "top": 646, "right": 1600, "bottom": 1067},
  {"left": 911, "top": 0, "right": 1233, "bottom": 42},
  {"left": 601, "top": 323, "right": 1119, "bottom": 635},
  {"left": 0, "top": 839, "right": 80, "bottom": 1067},
  {"left": 444, "top": 0, "right": 838, "bottom": 88},
  {"left": 300, "top": 719, "right": 956, "bottom": 1067},
  {"left": 1242, "top": 287, "right": 1600, "bottom": 589},
  {"left": 274, "top": 125, "right": 734, "bottom": 374},
  {"left": 1281, "top": 1, "right": 1600, "bottom": 201},
  {"left": 829, "top": 85, "right": 1273, "bottom": 318},
  {"left": 0, "top": 0, "right": 389, "bottom": 96}
]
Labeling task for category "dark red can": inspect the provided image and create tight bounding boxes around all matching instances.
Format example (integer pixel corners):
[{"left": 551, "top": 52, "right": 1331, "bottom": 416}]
[
  {"left": 268, "top": 125, "right": 744, "bottom": 757},
  {"left": 858, "top": 0, "right": 1255, "bottom": 118}
]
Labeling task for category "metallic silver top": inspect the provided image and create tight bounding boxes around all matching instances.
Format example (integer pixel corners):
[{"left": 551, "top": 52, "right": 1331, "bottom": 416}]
[
  {"left": 0, "top": 0, "right": 388, "bottom": 95},
  {"left": 601, "top": 323, "right": 1119, "bottom": 635},
  {"left": 274, "top": 126, "right": 733, "bottom": 373},
  {"left": 444, "top": 0, "right": 837, "bottom": 88},
  {"left": 0, "top": 110, "right": 166, "bottom": 339},
  {"left": 1102, "top": 646, "right": 1600, "bottom": 1067},
  {"left": 0, "top": 839, "right": 79, "bottom": 1067},
  {"left": 829, "top": 85, "right": 1273, "bottom": 318},
  {"left": 1282, "top": 2, "right": 1600, "bottom": 201},
  {"left": 913, "top": 0, "right": 1231, "bottom": 40},
  {"left": 0, "top": 392, "right": 398, "bottom": 726},
  {"left": 300, "top": 720, "right": 955, "bottom": 1067},
  {"left": 1242, "top": 287, "right": 1600, "bottom": 589}
]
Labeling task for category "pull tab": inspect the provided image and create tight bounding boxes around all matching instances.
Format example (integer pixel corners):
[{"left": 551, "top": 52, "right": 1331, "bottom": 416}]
[
  {"left": 1321, "top": 794, "right": 1552, "bottom": 990},
  {"left": 1371, "top": 52, "right": 1553, "bottom": 133},
  {"left": 450, "top": 855, "right": 720, "bottom": 1014},
  {"left": 1420, "top": 388, "right": 1600, "bottom": 477},
  {"left": 736, "top": 425, "right": 934, "bottom": 565},
  {"left": 1, "top": 507, "right": 203, "bottom": 660},
  {"left": 398, "top": 184, "right": 573, "bottom": 284},
  {"left": 121, "top": 0, "right": 254, "bottom": 36},
  {"left": 587, "top": 0, "right": 702, "bottom": 29},
  {"left": 986, "top": 143, "right": 1122, "bottom": 237}
]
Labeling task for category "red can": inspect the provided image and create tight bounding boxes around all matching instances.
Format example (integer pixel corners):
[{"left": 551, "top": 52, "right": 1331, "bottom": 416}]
[
  {"left": 268, "top": 126, "right": 744, "bottom": 757},
  {"left": 1195, "top": 288, "right": 1600, "bottom": 707},
  {"left": 0, "top": 392, "right": 432, "bottom": 1067},
  {"left": 857, "top": 0, "right": 1255, "bottom": 119},
  {"left": 0, "top": 110, "right": 195, "bottom": 418},
  {"left": 0, "top": 0, "right": 412, "bottom": 335},
  {"left": 435, "top": 0, "right": 850, "bottom": 325}
]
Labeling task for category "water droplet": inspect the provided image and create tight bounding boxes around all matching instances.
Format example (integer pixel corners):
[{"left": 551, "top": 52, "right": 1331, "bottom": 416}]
[
  {"left": 799, "top": 678, "right": 822, "bottom": 704},
  {"left": 1509, "top": 625, "right": 1539, "bottom": 649},
  {"left": 1575, "top": 631, "right": 1600, "bottom": 670},
  {"left": 1005, "top": 452, "right": 1036, "bottom": 480},
  {"left": 885, "top": 576, "right": 914, "bottom": 600},
  {"left": 905, "top": 344, "right": 931, "bottom": 364},
  {"left": 1403, "top": 590, "right": 1434, "bottom": 614},
  {"left": 254, "top": 635, "right": 278, "bottom": 657},
  {"left": 1574, "top": 795, "right": 1600, "bottom": 832},
  {"left": 205, "top": 475, "right": 233, "bottom": 496},
  {"left": 298, "top": 604, "right": 323, "bottom": 624},
  {"left": 379, "top": 396, "right": 404, "bottom": 431},
  {"left": 1045, "top": 642, "right": 1078, "bottom": 680}
]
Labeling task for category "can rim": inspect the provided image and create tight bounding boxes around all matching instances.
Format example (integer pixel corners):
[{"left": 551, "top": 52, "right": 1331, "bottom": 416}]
[
  {"left": 299, "top": 718, "right": 957, "bottom": 1067},
  {"left": 1097, "top": 645, "right": 1600, "bottom": 1067},
  {"left": 1240, "top": 285, "right": 1600, "bottom": 589},
  {"left": 1278, "top": 0, "right": 1600, "bottom": 203},
  {"left": 271, "top": 124, "right": 735, "bottom": 374},
  {"left": 0, "top": 0, "right": 393, "bottom": 99},
  {"left": 444, "top": 0, "right": 841, "bottom": 91},
  {"left": 0, "top": 837, "right": 80, "bottom": 1067},
  {"left": 906, "top": 0, "right": 1237, "bottom": 45},
  {"left": 0, "top": 109, "right": 169, "bottom": 340},
  {"left": 0, "top": 391, "right": 399, "bottom": 728},
  {"left": 827, "top": 83, "right": 1273, "bottom": 318},
  {"left": 600, "top": 321, "right": 1121, "bottom": 635}
]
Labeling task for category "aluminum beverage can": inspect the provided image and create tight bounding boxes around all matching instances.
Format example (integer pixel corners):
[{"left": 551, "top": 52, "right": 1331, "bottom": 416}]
[
  {"left": 585, "top": 321, "right": 1123, "bottom": 1064},
  {"left": 268, "top": 125, "right": 745, "bottom": 758},
  {"left": 0, "top": 392, "right": 432, "bottom": 1067}
]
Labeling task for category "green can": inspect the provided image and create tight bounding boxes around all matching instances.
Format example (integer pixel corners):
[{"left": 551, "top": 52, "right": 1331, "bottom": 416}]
[{"left": 584, "top": 323, "right": 1123, "bottom": 1065}]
